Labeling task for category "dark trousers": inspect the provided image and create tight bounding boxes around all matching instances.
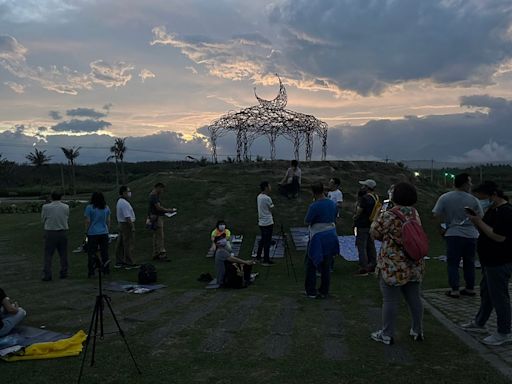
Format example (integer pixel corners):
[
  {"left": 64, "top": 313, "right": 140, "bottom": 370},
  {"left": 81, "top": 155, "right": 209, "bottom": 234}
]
[
  {"left": 475, "top": 264, "right": 512, "bottom": 334},
  {"left": 257, "top": 224, "right": 273, "bottom": 262},
  {"left": 43, "top": 230, "right": 68, "bottom": 279},
  {"left": 115, "top": 223, "right": 134, "bottom": 265},
  {"left": 355, "top": 227, "right": 376, "bottom": 271},
  {"left": 446, "top": 236, "right": 476, "bottom": 291},
  {"left": 87, "top": 234, "right": 110, "bottom": 275},
  {"left": 305, "top": 253, "right": 333, "bottom": 296}
]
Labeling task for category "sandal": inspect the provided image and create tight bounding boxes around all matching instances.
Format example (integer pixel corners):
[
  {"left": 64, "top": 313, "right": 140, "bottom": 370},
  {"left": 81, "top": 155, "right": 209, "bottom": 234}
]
[{"left": 445, "top": 291, "right": 460, "bottom": 299}]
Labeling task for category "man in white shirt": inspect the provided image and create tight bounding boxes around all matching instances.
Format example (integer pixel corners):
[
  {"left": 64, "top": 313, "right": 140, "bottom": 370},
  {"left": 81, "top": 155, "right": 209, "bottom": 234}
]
[
  {"left": 115, "top": 185, "right": 137, "bottom": 268},
  {"left": 256, "top": 181, "right": 275, "bottom": 266},
  {"left": 41, "top": 191, "right": 69, "bottom": 281},
  {"left": 327, "top": 177, "right": 343, "bottom": 220}
]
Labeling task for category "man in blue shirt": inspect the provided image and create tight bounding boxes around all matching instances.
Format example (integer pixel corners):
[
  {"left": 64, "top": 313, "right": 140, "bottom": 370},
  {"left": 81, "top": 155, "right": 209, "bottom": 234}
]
[{"left": 304, "top": 183, "right": 339, "bottom": 298}]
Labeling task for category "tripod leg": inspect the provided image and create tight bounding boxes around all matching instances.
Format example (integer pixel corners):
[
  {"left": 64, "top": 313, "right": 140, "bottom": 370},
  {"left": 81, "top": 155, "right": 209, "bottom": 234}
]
[
  {"left": 90, "top": 297, "right": 101, "bottom": 367},
  {"left": 103, "top": 296, "right": 142, "bottom": 374},
  {"left": 77, "top": 296, "right": 99, "bottom": 384}
]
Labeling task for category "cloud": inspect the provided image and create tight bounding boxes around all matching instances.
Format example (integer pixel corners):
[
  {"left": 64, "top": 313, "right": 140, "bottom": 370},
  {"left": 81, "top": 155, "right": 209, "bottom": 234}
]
[
  {"left": 450, "top": 140, "right": 512, "bottom": 163},
  {"left": 138, "top": 68, "right": 155, "bottom": 82},
  {"left": 51, "top": 119, "right": 112, "bottom": 133},
  {"left": 267, "top": 0, "right": 512, "bottom": 95},
  {"left": 185, "top": 66, "right": 198, "bottom": 75},
  {"left": 4, "top": 81, "right": 25, "bottom": 93},
  {"left": 48, "top": 110, "right": 62, "bottom": 120},
  {"left": 150, "top": 26, "right": 277, "bottom": 83},
  {"left": 0, "top": 0, "right": 78, "bottom": 23},
  {"left": 102, "top": 103, "right": 113, "bottom": 111},
  {"left": 89, "top": 60, "right": 134, "bottom": 88},
  {"left": 66, "top": 107, "right": 107, "bottom": 119},
  {"left": 151, "top": 1, "right": 512, "bottom": 96},
  {"left": 0, "top": 34, "right": 136, "bottom": 95}
]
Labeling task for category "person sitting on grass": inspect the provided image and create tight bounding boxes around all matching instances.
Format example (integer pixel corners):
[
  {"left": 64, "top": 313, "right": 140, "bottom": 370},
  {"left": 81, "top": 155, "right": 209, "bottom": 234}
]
[
  {"left": 209, "top": 220, "right": 232, "bottom": 255},
  {"left": 214, "top": 236, "right": 255, "bottom": 288},
  {"left": 0, "top": 288, "right": 27, "bottom": 337},
  {"left": 278, "top": 160, "right": 301, "bottom": 198}
]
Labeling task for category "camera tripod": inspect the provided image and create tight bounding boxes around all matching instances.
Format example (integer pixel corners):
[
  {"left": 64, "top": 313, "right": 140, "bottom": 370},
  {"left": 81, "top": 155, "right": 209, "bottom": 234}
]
[
  {"left": 264, "top": 223, "right": 297, "bottom": 282},
  {"left": 77, "top": 255, "right": 141, "bottom": 383}
]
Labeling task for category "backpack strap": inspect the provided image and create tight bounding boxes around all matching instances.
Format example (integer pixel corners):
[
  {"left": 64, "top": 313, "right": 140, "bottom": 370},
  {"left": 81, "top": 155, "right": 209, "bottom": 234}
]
[{"left": 390, "top": 206, "right": 418, "bottom": 223}]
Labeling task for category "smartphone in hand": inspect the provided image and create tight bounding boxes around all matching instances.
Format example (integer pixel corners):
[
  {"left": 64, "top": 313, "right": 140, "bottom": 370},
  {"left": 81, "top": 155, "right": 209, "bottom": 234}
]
[{"left": 464, "top": 207, "right": 477, "bottom": 216}]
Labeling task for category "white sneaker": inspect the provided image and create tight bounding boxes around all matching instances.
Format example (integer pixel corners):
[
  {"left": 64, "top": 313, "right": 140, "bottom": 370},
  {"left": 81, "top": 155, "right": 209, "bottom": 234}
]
[
  {"left": 409, "top": 328, "right": 424, "bottom": 341},
  {"left": 460, "top": 320, "right": 488, "bottom": 334},
  {"left": 482, "top": 333, "right": 512, "bottom": 346},
  {"left": 370, "top": 330, "right": 394, "bottom": 345}
]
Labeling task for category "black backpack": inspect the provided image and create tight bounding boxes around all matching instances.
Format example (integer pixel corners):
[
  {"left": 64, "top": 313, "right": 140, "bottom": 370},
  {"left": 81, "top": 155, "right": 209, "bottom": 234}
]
[{"left": 138, "top": 264, "right": 157, "bottom": 285}]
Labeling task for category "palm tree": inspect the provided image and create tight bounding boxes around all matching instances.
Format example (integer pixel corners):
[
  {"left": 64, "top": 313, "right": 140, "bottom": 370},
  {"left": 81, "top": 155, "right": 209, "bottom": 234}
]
[
  {"left": 61, "top": 146, "right": 81, "bottom": 195},
  {"left": 26, "top": 148, "right": 52, "bottom": 194},
  {"left": 107, "top": 138, "right": 127, "bottom": 187}
]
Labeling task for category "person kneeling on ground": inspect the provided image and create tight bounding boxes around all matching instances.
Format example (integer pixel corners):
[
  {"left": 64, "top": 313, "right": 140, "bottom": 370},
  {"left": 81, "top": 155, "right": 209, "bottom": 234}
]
[
  {"left": 370, "top": 182, "right": 425, "bottom": 345},
  {"left": 214, "top": 236, "right": 255, "bottom": 288},
  {"left": 0, "top": 288, "right": 27, "bottom": 337},
  {"left": 210, "top": 220, "right": 232, "bottom": 255}
]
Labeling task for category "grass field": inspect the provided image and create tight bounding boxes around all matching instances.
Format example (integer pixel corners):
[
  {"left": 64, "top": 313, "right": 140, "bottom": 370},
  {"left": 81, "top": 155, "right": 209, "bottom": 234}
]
[{"left": 0, "top": 161, "right": 507, "bottom": 384}]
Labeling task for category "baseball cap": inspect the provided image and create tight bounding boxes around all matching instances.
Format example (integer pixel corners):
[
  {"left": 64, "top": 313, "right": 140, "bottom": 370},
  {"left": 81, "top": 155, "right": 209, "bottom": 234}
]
[{"left": 359, "top": 179, "right": 377, "bottom": 189}]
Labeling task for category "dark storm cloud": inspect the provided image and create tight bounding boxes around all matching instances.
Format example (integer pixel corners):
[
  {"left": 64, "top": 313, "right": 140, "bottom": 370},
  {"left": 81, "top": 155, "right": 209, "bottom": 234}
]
[
  {"left": 49, "top": 110, "right": 62, "bottom": 120},
  {"left": 66, "top": 107, "right": 107, "bottom": 119},
  {"left": 51, "top": 119, "right": 112, "bottom": 133}
]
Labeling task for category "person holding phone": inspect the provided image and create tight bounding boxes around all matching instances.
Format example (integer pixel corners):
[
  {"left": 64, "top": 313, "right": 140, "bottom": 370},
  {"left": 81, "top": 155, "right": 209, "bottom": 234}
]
[
  {"left": 461, "top": 182, "right": 512, "bottom": 346},
  {"left": 432, "top": 173, "right": 483, "bottom": 298}
]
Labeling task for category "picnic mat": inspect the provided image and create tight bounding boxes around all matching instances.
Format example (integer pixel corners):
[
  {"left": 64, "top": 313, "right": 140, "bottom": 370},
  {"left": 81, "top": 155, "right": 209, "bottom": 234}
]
[
  {"left": 338, "top": 236, "right": 382, "bottom": 262},
  {"left": 206, "top": 235, "right": 243, "bottom": 258},
  {"left": 1, "top": 330, "right": 86, "bottom": 361},
  {"left": 0, "top": 326, "right": 71, "bottom": 350},
  {"left": 251, "top": 235, "right": 285, "bottom": 259},
  {"left": 105, "top": 281, "right": 167, "bottom": 294},
  {"left": 290, "top": 227, "right": 309, "bottom": 251}
]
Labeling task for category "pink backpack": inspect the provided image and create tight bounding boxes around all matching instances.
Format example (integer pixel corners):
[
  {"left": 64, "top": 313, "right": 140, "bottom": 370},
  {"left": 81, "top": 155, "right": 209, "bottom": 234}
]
[{"left": 390, "top": 207, "right": 429, "bottom": 261}]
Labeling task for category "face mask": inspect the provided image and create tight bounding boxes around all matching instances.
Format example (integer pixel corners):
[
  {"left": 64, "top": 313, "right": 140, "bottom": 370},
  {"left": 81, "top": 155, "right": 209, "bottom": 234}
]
[
  {"left": 479, "top": 199, "right": 492, "bottom": 211},
  {"left": 127, "top": 192, "right": 132, "bottom": 198},
  {"left": 218, "top": 225, "right": 226, "bottom": 231}
]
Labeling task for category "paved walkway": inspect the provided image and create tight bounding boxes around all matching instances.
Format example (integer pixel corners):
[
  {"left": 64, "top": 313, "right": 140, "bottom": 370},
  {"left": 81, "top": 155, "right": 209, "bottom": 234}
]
[{"left": 423, "top": 287, "right": 512, "bottom": 378}]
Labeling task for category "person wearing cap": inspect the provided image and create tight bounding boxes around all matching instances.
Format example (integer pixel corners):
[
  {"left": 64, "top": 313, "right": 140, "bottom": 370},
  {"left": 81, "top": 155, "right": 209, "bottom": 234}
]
[
  {"left": 353, "top": 179, "right": 379, "bottom": 276},
  {"left": 214, "top": 236, "right": 255, "bottom": 288},
  {"left": 432, "top": 173, "right": 483, "bottom": 298},
  {"left": 461, "top": 182, "right": 512, "bottom": 346}
]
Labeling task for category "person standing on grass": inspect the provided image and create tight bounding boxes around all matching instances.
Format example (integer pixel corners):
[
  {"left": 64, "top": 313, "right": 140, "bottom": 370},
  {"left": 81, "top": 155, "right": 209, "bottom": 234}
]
[
  {"left": 327, "top": 177, "right": 343, "bottom": 221},
  {"left": 278, "top": 159, "right": 302, "bottom": 198},
  {"left": 84, "top": 192, "right": 111, "bottom": 278},
  {"left": 256, "top": 181, "right": 275, "bottom": 267},
  {"left": 353, "top": 179, "right": 379, "bottom": 276},
  {"left": 41, "top": 191, "right": 69, "bottom": 281},
  {"left": 304, "top": 183, "right": 339, "bottom": 299},
  {"left": 432, "top": 173, "right": 483, "bottom": 298},
  {"left": 0, "top": 288, "right": 26, "bottom": 337},
  {"left": 370, "top": 182, "right": 425, "bottom": 345},
  {"left": 148, "top": 183, "right": 176, "bottom": 262},
  {"left": 115, "top": 186, "right": 138, "bottom": 269},
  {"left": 461, "top": 182, "right": 512, "bottom": 346}
]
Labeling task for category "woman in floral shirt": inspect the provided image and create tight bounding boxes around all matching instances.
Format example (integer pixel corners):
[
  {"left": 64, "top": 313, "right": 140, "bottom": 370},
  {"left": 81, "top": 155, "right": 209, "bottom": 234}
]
[{"left": 369, "top": 182, "right": 425, "bottom": 345}]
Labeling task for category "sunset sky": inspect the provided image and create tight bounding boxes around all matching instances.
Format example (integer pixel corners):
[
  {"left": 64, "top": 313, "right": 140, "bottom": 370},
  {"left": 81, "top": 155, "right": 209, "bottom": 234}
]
[{"left": 2, "top": 0, "right": 512, "bottom": 164}]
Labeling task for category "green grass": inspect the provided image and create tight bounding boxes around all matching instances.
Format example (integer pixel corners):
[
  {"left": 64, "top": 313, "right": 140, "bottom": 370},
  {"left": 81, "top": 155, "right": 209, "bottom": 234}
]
[{"left": 0, "top": 161, "right": 507, "bottom": 383}]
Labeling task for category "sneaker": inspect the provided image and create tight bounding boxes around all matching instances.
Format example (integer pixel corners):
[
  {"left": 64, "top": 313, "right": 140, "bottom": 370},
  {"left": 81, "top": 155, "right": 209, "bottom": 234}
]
[
  {"left": 261, "top": 261, "right": 275, "bottom": 267},
  {"left": 114, "top": 263, "right": 125, "bottom": 269},
  {"left": 460, "top": 289, "right": 476, "bottom": 297},
  {"left": 409, "top": 329, "right": 424, "bottom": 341},
  {"left": 460, "top": 320, "right": 488, "bottom": 333},
  {"left": 482, "top": 333, "right": 512, "bottom": 346},
  {"left": 371, "top": 330, "right": 394, "bottom": 345},
  {"left": 355, "top": 269, "right": 369, "bottom": 277},
  {"left": 304, "top": 293, "right": 318, "bottom": 299},
  {"left": 124, "top": 264, "right": 140, "bottom": 270},
  {"left": 41, "top": 276, "right": 52, "bottom": 282}
]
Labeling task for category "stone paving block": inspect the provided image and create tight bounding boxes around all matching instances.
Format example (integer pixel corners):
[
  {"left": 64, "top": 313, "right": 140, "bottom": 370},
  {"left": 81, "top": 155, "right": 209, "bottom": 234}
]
[
  {"left": 264, "top": 297, "right": 297, "bottom": 359},
  {"left": 321, "top": 301, "right": 347, "bottom": 361}
]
